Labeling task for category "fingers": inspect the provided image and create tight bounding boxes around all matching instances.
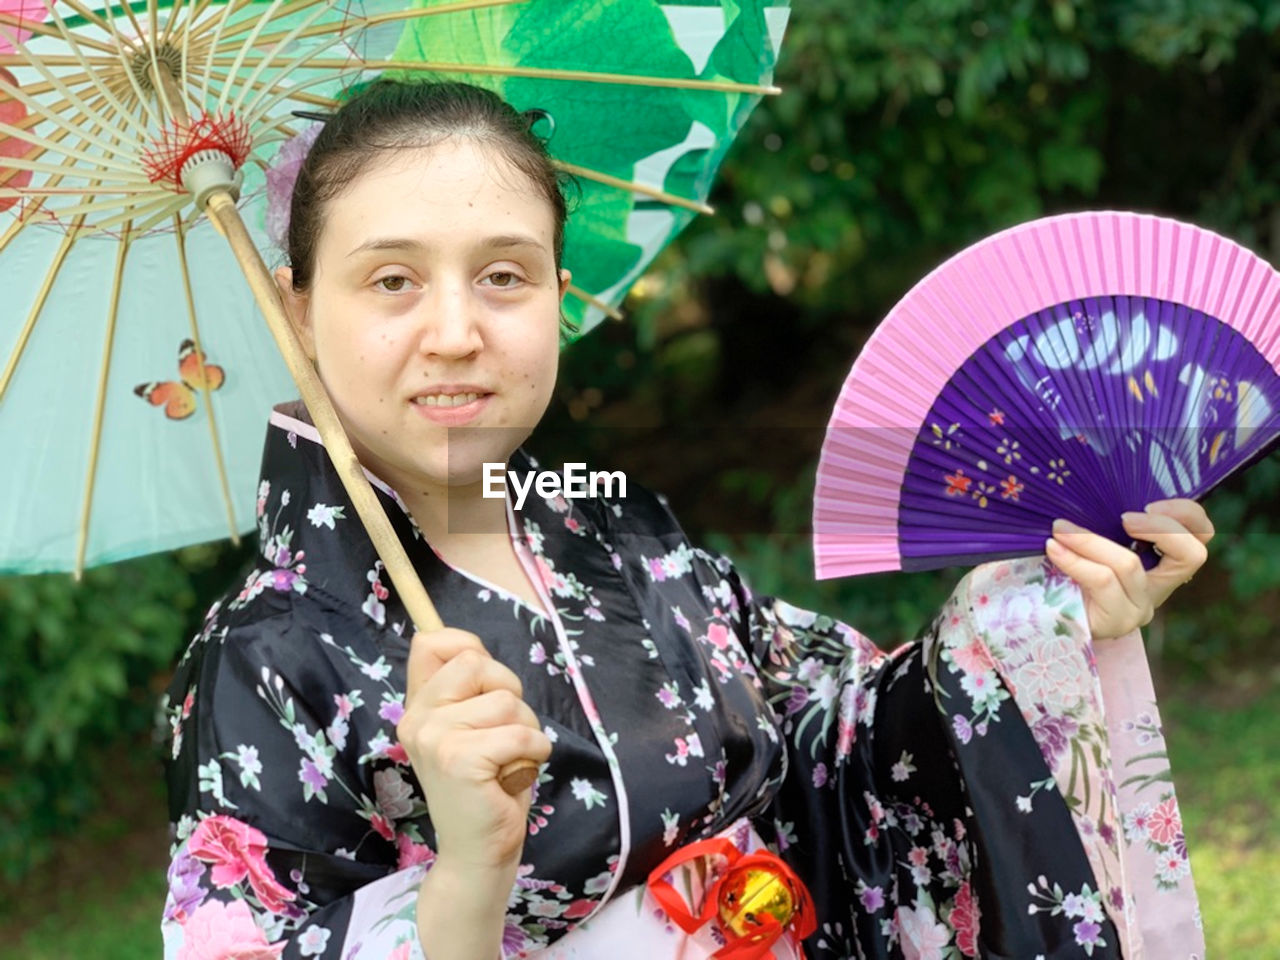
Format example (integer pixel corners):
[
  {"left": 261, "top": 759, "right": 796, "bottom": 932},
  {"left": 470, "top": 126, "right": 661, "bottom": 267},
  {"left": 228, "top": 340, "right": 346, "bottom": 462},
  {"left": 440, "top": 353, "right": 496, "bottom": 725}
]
[
  {"left": 1143, "top": 498, "right": 1215, "bottom": 545},
  {"left": 449, "top": 688, "right": 543, "bottom": 734},
  {"left": 406, "top": 627, "right": 494, "bottom": 695},
  {"left": 1050, "top": 519, "right": 1151, "bottom": 618},
  {"left": 434, "top": 725, "right": 553, "bottom": 782},
  {"left": 1121, "top": 507, "right": 1209, "bottom": 586}
]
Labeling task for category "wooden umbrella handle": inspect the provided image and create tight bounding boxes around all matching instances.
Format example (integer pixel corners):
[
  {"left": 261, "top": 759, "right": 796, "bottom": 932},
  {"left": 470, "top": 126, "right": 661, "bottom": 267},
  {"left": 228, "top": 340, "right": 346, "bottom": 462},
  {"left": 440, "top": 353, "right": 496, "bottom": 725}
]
[{"left": 204, "top": 191, "right": 539, "bottom": 797}]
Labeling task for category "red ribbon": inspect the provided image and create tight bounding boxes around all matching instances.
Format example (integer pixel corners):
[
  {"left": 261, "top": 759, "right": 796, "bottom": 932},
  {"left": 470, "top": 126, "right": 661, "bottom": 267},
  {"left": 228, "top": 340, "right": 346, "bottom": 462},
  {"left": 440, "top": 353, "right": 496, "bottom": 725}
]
[{"left": 646, "top": 836, "right": 817, "bottom": 960}]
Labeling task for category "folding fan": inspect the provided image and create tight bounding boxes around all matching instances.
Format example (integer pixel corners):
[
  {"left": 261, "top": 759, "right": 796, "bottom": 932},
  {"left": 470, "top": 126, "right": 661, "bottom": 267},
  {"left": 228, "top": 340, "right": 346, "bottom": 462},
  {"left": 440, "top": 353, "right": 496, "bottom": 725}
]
[{"left": 813, "top": 211, "right": 1280, "bottom": 577}]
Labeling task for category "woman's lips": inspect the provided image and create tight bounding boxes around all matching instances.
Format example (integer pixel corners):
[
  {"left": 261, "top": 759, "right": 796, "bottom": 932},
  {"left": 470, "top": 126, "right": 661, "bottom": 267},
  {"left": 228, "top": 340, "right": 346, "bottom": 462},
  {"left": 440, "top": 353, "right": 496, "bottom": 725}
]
[{"left": 409, "top": 392, "right": 492, "bottom": 426}]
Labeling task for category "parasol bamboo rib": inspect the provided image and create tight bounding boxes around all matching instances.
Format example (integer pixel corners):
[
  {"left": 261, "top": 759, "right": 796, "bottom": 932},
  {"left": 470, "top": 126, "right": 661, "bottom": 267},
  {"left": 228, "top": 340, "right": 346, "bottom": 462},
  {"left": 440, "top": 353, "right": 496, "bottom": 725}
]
[
  {"left": 57, "top": 0, "right": 139, "bottom": 52},
  {"left": 173, "top": 213, "right": 240, "bottom": 546},
  {"left": 0, "top": 228, "right": 78, "bottom": 405},
  {"left": 76, "top": 228, "right": 132, "bottom": 579},
  {"left": 220, "top": 0, "right": 531, "bottom": 51},
  {"left": 0, "top": 11, "right": 122, "bottom": 55},
  {"left": 190, "top": 0, "right": 315, "bottom": 47},
  {"left": 0, "top": 53, "right": 121, "bottom": 66},
  {"left": 553, "top": 160, "right": 713, "bottom": 216},
  {"left": 118, "top": 0, "right": 149, "bottom": 51},
  {"left": 567, "top": 283, "right": 624, "bottom": 322},
  {"left": 163, "top": 0, "right": 213, "bottom": 47},
  {"left": 147, "top": 0, "right": 160, "bottom": 53},
  {"left": 0, "top": 87, "right": 117, "bottom": 191},
  {"left": 197, "top": 0, "right": 262, "bottom": 104},
  {"left": 206, "top": 57, "right": 783, "bottom": 95},
  {"left": 0, "top": 21, "right": 148, "bottom": 141},
  {"left": 11, "top": 9, "right": 156, "bottom": 140},
  {"left": 203, "top": 191, "right": 539, "bottom": 796},
  {"left": 215, "top": 0, "right": 291, "bottom": 116},
  {"left": 0, "top": 89, "right": 116, "bottom": 245},
  {"left": 231, "top": 1, "right": 355, "bottom": 118}
]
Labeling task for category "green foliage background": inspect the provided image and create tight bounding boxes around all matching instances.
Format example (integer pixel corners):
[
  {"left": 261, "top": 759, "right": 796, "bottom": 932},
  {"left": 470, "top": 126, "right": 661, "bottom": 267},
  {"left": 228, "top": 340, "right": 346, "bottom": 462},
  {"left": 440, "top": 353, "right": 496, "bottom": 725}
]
[{"left": 2, "top": 0, "right": 1279, "bottom": 949}]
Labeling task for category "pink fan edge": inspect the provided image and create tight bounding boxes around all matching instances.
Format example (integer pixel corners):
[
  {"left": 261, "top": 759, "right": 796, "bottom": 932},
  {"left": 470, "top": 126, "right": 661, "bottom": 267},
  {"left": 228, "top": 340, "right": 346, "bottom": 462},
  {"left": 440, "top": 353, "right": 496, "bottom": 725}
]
[{"left": 813, "top": 210, "right": 1280, "bottom": 578}]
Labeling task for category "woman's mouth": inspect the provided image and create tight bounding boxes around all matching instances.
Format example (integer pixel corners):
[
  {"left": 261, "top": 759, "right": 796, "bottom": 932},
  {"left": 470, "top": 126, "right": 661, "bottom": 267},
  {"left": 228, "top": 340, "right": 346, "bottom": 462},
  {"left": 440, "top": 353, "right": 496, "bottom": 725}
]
[{"left": 409, "top": 390, "right": 492, "bottom": 425}]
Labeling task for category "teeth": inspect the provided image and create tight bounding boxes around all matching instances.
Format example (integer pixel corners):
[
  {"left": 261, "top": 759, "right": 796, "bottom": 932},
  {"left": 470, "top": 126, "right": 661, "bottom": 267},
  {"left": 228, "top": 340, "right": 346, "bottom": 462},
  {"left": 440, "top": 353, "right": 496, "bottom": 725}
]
[{"left": 414, "top": 392, "right": 481, "bottom": 407}]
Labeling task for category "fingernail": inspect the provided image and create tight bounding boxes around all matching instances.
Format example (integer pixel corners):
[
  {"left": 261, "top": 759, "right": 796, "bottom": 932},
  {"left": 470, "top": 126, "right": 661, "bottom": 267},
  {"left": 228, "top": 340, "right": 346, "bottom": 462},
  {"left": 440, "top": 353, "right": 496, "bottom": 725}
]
[
  {"left": 1053, "top": 519, "right": 1082, "bottom": 533},
  {"left": 1121, "top": 511, "right": 1144, "bottom": 523}
]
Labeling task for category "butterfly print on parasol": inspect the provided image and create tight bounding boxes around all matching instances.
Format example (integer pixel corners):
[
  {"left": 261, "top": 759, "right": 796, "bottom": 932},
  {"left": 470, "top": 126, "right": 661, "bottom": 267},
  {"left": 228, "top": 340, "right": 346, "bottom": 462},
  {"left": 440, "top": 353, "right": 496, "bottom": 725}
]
[{"left": 135, "top": 338, "right": 226, "bottom": 421}]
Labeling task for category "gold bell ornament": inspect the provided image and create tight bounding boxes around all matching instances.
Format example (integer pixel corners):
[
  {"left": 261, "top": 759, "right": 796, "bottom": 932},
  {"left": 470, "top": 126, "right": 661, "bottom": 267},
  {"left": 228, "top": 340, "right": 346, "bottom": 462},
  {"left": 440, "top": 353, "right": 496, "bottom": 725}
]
[{"left": 647, "top": 836, "right": 817, "bottom": 959}]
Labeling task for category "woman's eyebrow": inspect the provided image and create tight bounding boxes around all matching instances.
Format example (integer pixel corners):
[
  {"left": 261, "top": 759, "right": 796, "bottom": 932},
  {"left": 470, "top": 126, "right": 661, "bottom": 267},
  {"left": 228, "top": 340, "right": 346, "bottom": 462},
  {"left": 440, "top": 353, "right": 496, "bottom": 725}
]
[
  {"left": 346, "top": 237, "right": 426, "bottom": 258},
  {"left": 344, "top": 235, "right": 547, "bottom": 258}
]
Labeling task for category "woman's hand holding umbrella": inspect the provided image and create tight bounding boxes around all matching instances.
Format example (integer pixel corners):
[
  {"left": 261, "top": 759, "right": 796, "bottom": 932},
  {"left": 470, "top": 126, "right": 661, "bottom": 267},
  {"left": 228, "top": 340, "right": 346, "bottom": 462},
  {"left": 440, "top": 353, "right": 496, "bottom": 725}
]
[{"left": 397, "top": 627, "right": 553, "bottom": 956}]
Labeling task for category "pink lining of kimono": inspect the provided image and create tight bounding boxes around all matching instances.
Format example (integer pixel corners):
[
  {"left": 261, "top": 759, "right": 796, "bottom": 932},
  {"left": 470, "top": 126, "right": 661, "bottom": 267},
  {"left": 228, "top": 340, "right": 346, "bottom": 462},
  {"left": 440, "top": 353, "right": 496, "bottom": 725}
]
[
  {"left": 505, "top": 493, "right": 636, "bottom": 941},
  {"left": 268, "top": 409, "right": 398, "bottom": 499}
]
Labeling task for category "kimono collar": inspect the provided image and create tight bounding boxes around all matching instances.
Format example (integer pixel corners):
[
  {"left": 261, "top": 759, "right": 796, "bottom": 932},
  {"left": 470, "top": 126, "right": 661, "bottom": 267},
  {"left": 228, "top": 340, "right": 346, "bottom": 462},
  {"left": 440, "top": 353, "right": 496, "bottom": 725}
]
[{"left": 249, "top": 401, "right": 549, "bottom": 636}]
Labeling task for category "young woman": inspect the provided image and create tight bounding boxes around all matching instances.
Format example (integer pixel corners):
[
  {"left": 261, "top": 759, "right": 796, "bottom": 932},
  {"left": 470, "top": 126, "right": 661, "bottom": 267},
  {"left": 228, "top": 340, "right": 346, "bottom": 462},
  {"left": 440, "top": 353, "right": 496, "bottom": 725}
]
[{"left": 161, "top": 80, "right": 1213, "bottom": 960}]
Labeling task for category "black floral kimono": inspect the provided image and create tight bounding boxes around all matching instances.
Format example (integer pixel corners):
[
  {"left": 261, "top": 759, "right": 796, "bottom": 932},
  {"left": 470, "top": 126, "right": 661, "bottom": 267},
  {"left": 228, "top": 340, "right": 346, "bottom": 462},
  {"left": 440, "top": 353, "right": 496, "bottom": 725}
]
[{"left": 161, "top": 405, "right": 1203, "bottom": 960}]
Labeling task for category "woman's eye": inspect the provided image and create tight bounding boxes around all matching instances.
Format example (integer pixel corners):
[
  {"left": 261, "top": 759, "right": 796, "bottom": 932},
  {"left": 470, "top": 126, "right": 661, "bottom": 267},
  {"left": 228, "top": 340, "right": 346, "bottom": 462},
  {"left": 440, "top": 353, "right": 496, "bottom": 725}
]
[
  {"left": 375, "top": 275, "right": 410, "bottom": 292},
  {"left": 486, "top": 271, "right": 521, "bottom": 288}
]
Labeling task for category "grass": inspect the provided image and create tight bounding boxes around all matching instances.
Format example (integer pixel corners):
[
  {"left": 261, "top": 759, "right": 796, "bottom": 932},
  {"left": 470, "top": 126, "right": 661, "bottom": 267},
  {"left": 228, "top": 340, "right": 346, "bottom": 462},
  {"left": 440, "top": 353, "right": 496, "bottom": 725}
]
[
  {"left": 2, "top": 679, "right": 1276, "bottom": 959},
  {"left": 1162, "top": 674, "right": 1280, "bottom": 955}
]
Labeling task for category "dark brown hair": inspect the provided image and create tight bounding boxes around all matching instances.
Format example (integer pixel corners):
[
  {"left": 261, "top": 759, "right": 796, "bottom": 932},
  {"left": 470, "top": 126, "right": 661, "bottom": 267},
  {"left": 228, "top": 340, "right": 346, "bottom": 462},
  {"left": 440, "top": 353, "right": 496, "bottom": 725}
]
[{"left": 286, "top": 80, "right": 570, "bottom": 296}]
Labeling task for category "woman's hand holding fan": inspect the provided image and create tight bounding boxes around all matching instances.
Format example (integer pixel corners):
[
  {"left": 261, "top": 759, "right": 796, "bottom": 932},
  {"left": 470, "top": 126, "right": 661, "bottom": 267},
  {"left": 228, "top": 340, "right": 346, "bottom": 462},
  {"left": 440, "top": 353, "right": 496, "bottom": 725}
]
[{"left": 1048, "top": 497, "right": 1213, "bottom": 639}]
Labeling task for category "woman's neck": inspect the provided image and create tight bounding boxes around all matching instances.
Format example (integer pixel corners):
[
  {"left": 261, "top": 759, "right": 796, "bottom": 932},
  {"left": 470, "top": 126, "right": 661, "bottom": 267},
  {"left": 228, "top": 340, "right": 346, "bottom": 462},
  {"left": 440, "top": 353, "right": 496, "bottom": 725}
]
[{"left": 399, "top": 477, "right": 513, "bottom": 553}]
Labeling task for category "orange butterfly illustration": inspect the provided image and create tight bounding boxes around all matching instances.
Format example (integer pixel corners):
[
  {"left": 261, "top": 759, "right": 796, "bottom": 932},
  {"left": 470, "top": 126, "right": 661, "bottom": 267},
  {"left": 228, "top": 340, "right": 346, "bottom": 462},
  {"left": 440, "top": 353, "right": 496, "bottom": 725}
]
[{"left": 134, "top": 339, "right": 226, "bottom": 420}]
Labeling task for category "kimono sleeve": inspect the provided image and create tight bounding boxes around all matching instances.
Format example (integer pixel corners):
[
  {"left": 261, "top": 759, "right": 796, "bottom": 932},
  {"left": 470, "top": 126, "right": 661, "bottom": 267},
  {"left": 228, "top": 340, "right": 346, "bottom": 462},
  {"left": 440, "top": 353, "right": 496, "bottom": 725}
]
[
  {"left": 694, "top": 545, "right": 1201, "bottom": 959},
  {"left": 160, "top": 611, "right": 436, "bottom": 960}
]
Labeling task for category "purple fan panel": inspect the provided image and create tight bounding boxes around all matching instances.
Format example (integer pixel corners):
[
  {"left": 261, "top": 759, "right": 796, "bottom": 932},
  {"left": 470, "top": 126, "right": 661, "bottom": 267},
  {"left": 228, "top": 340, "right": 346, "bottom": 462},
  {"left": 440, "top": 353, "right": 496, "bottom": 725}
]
[{"left": 898, "top": 295, "right": 1280, "bottom": 570}]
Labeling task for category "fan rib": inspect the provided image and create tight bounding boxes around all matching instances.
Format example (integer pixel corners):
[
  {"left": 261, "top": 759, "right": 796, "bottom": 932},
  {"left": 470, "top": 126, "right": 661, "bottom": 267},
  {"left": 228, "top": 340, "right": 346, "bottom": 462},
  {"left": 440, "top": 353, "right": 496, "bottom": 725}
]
[{"left": 173, "top": 214, "right": 240, "bottom": 546}]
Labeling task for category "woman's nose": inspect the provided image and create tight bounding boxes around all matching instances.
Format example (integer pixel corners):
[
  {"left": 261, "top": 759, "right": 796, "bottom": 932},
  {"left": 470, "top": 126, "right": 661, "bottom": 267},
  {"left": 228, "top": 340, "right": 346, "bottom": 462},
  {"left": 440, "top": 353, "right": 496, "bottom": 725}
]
[{"left": 417, "top": 284, "right": 483, "bottom": 358}]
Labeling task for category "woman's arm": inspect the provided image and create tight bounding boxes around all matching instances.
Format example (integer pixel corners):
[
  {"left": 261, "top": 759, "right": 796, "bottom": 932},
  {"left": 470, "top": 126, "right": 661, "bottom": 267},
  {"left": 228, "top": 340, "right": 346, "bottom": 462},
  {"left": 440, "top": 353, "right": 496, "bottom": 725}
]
[
  {"left": 398, "top": 627, "right": 552, "bottom": 959},
  {"left": 416, "top": 859, "right": 517, "bottom": 960}
]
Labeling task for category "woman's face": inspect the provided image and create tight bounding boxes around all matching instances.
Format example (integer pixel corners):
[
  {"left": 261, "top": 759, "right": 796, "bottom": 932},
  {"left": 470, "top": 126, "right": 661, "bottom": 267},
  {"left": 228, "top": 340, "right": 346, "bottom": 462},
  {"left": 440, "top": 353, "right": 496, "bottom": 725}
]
[{"left": 281, "top": 139, "right": 568, "bottom": 496}]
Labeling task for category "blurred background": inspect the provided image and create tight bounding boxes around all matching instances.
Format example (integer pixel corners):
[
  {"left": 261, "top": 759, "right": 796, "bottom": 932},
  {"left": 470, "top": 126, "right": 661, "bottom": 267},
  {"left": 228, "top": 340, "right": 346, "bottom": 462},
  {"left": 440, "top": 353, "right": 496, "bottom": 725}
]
[{"left": 3, "top": 1, "right": 1279, "bottom": 955}]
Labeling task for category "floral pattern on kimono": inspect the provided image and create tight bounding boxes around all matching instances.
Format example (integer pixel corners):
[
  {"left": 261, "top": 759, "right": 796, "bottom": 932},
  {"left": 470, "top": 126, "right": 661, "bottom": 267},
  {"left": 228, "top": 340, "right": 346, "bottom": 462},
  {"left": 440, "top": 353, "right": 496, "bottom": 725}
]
[{"left": 161, "top": 404, "right": 1202, "bottom": 960}]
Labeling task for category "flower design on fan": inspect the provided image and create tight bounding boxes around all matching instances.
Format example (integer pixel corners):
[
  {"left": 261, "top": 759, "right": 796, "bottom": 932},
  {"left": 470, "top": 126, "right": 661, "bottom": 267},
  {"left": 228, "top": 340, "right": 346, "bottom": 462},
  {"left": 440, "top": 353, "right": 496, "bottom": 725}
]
[
  {"left": 971, "top": 480, "right": 995, "bottom": 509},
  {"left": 1000, "top": 475, "right": 1024, "bottom": 501},
  {"left": 931, "top": 422, "right": 961, "bottom": 450},
  {"left": 988, "top": 408, "right": 1005, "bottom": 426},
  {"left": 944, "top": 470, "right": 971, "bottom": 497},
  {"left": 997, "top": 438, "right": 1021, "bottom": 464},
  {"left": 1046, "top": 459, "right": 1071, "bottom": 486}
]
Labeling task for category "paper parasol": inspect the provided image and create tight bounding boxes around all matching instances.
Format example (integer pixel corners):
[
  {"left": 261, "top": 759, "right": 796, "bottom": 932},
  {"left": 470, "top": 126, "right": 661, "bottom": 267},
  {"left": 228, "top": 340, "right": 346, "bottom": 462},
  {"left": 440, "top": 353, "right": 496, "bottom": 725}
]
[{"left": 0, "top": 0, "right": 789, "bottom": 790}]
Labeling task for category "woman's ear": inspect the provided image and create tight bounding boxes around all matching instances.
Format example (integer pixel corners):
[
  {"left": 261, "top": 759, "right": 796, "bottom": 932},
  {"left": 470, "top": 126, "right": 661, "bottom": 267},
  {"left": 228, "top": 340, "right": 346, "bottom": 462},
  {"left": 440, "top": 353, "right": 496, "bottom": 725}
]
[
  {"left": 274, "top": 266, "right": 315, "bottom": 362},
  {"left": 558, "top": 267, "right": 572, "bottom": 300}
]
